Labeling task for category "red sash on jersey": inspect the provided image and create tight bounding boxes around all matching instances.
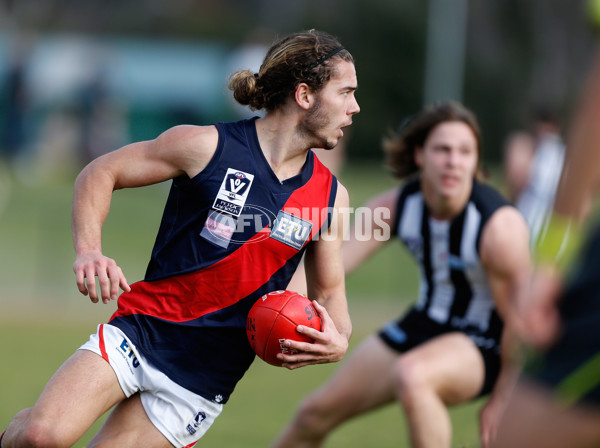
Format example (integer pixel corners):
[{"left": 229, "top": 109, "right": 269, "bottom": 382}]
[{"left": 111, "top": 158, "right": 334, "bottom": 323}]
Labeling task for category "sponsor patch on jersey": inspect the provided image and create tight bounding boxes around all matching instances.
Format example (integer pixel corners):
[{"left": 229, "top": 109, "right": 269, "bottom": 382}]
[
  {"left": 212, "top": 168, "right": 254, "bottom": 217},
  {"left": 269, "top": 210, "right": 313, "bottom": 250},
  {"left": 448, "top": 254, "right": 476, "bottom": 270},
  {"left": 200, "top": 210, "right": 237, "bottom": 248},
  {"left": 116, "top": 338, "right": 140, "bottom": 374},
  {"left": 382, "top": 322, "right": 407, "bottom": 344}
]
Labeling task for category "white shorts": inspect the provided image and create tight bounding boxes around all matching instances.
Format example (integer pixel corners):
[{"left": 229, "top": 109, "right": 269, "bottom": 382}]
[{"left": 79, "top": 324, "right": 223, "bottom": 448}]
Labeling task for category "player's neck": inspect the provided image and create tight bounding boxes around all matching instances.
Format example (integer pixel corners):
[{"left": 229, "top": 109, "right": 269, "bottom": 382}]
[
  {"left": 423, "top": 188, "right": 470, "bottom": 221},
  {"left": 255, "top": 114, "right": 310, "bottom": 182}
]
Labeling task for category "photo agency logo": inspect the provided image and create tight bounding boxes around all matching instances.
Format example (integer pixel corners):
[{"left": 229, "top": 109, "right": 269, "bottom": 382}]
[
  {"left": 201, "top": 205, "right": 392, "bottom": 248},
  {"left": 200, "top": 204, "right": 276, "bottom": 248}
]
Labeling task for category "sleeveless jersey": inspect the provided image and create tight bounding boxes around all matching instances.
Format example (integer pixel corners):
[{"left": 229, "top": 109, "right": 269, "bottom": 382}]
[
  {"left": 108, "top": 117, "right": 338, "bottom": 404},
  {"left": 392, "top": 178, "right": 508, "bottom": 342}
]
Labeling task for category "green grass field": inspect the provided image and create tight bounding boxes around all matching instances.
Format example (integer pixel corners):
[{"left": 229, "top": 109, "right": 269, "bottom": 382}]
[{"left": 0, "top": 161, "right": 487, "bottom": 447}]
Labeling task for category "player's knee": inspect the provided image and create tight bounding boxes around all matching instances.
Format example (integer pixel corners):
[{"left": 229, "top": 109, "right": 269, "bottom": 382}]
[
  {"left": 17, "top": 417, "right": 67, "bottom": 448},
  {"left": 393, "top": 355, "right": 430, "bottom": 406},
  {"left": 294, "top": 393, "right": 336, "bottom": 435}
]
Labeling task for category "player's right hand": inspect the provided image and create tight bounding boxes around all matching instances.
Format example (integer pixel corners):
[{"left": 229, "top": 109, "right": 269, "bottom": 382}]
[
  {"left": 279, "top": 300, "right": 349, "bottom": 369},
  {"left": 73, "top": 250, "right": 131, "bottom": 304},
  {"left": 512, "top": 266, "right": 563, "bottom": 349}
]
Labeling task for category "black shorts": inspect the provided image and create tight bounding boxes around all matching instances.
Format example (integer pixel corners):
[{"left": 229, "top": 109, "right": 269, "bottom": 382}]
[
  {"left": 378, "top": 308, "right": 501, "bottom": 396},
  {"left": 523, "top": 226, "right": 600, "bottom": 407}
]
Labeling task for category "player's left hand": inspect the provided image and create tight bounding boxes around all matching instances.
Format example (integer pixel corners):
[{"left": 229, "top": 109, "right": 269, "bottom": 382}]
[{"left": 277, "top": 300, "right": 349, "bottom": 370}]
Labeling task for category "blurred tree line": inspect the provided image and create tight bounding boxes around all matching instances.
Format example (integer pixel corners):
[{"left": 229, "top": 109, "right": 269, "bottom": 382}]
[{"left": 0, "top": 0, "right": 596, "bottom": 166}]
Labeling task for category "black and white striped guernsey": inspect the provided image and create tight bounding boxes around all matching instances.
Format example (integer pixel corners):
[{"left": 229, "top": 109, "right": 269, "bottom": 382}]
[{"left": 392, "top": 178, "right": 510, "bottom": 342}]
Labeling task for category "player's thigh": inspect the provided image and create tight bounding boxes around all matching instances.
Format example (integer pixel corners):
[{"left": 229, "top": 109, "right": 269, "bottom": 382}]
[
  {"left": 312, "top": 335, "right": 399, "bottom": 413},
  {"left": 89, "top": 393, "right": 172, "bottom": 448},
  {"left": 492, "top": 378, "right": 600, "bottom": 448},
  {"left": 394, "top": 332, "right": 485, "bottom": 405},
  {"left": 28, "top": 349, "right": 126, "bottom": 442}
]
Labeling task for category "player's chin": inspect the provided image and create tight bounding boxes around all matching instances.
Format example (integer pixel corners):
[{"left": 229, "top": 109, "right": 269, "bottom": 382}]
[
  {"left": 316, "top": 137, "right": 339, "bottom": 151},
  {"left": 439, "top": 182, "right": 465, "bottom": 198},
  {"left": 321, "top": 138, "right": 338, "bottom": 150}
]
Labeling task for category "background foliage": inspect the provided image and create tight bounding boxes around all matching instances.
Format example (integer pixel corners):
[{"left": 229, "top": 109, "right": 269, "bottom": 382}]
[{"left": 0, "top": 0, "right": 598, "bottom": 167}]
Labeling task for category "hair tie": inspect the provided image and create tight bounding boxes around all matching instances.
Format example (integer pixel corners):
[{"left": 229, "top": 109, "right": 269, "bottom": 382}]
[{"left": 307, "top": 46, "right": 345, "bottom": 70}]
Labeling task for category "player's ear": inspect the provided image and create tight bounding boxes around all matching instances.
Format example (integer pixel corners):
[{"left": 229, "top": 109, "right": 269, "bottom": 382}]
[{"left": 295, "top": 82, "right": 313, "bottom": 110}]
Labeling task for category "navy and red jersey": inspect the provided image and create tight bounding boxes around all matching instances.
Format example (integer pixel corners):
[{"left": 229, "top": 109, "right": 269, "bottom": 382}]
[{"left": 109, "top": 117, "right": 338, "bottom": 404}]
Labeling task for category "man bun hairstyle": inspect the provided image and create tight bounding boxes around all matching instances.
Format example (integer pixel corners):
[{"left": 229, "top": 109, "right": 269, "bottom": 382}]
[{"left": 228, "top": 29, "right": 353, "bottom": 112}]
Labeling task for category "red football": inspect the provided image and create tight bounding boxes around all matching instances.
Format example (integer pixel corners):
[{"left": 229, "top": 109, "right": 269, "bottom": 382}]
[{"left": 247, "top": 290, "right": 322, "bottom": 366}]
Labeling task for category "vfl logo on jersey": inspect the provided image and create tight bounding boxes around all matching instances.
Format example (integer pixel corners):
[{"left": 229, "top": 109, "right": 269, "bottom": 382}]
[
  {"left": 213, "top": 168, "right": 254, "bottom": 217},
  {"left": 270, "top": 211, "right": 313, "bottom": 250}
]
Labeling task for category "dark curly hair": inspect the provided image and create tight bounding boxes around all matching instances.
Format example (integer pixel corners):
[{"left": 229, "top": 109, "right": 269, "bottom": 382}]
[{"left": 228, "top": 29, "right": 354, "bottom": 112}]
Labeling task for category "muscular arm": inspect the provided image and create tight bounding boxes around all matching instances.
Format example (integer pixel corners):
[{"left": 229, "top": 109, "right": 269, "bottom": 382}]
[
  {"left": 305, "top": 181, "right": 352, "bottom": 341},
  {"left": 478, "top": 206, "right": 531, "bottom": 447},
  {"left": 480, "top": 206, "right": 531, "bottom": 319},
  {"left": 72, "top": 125, "right": 219, "bottom": 303},
  {"left": 306, "top": 184, "right": 397, "bottom": 339},
  {"left": 279, "top": 185, "right": 398, "bottom": 369},
  {"left": 279, "top": 182, "right": 352, "bottom": 368}
]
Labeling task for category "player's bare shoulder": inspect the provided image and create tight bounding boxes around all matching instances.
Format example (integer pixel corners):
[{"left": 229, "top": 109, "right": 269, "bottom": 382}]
[
  {"left": 334, "top": 180, "right": 350, "bottom": 209},
  {"left": 483, "top": 205, "right": 529, "bottom": 247},
  {"left": 480, "top": 205, "right": 530, "bottom": 271},
  {"left": 155, "top": 124, "right": 220, "bottom": 178}
]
